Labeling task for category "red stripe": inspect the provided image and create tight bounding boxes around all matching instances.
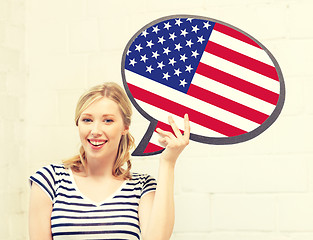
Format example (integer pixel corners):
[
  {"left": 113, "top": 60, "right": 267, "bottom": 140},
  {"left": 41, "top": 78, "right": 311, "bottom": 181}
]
[
  {"left": 187, "top": 84, "right": 269, "bottom": 125},
  {"left": 213, "top": 23, "right": 261, "bottom": 49},
  {"left": 144, "top": 142, "right": 163, "bottom": 153},
  {"left": 143, "top": 121, "right": 184, "bottom": 154},
  {"left": 127, "top": 83, "right": 247, "bottom": 137},
  {"left": 155, "top": 121, "right": 184, "bottom": 135},
  {"left": 196, "top": 62, "right": 279, "bottom": 105},
  {"left": 205, "top": 41, "right": 279, "bottom": 81}
]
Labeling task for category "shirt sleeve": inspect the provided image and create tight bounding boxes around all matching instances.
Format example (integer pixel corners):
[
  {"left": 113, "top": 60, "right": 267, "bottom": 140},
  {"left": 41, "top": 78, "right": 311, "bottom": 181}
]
[
  {"left": 141, "top": 174, "right": 157, "bottom": 198},
  {"left": 29, "top": 164, "right": 56, "bottom": 202}
]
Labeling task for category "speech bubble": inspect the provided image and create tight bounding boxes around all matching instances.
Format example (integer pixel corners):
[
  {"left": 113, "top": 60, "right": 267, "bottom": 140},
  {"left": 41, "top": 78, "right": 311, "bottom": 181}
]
[{"left": 121, "top": 15, "right": 285, "bottom": 156}]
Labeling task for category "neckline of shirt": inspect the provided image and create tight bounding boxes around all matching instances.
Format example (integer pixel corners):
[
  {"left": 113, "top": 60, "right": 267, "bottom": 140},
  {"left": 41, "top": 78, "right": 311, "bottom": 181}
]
[{"left": 68, "top": 168, "right": 128, "bottom": 207}]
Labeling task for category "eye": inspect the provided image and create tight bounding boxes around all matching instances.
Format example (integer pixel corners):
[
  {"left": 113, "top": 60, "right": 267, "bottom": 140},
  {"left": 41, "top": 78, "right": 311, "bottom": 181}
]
[
  {"left": 82, "top": 118, "right": 92, "bottom": 123},
  {"left": 104, "top": 119, "right": 113, "bottom": 124}
]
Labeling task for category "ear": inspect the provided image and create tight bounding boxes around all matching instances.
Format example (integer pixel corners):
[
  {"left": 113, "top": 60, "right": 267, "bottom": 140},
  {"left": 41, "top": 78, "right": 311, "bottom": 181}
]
[{"left": 122, "top": 126, "right": 129, "bottom": 135}]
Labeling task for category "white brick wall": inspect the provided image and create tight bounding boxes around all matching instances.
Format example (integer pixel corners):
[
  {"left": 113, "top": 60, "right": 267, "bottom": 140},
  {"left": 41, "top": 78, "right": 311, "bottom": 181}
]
[{"left": 0, "top": 0, "right": 312, "bottom": 239}]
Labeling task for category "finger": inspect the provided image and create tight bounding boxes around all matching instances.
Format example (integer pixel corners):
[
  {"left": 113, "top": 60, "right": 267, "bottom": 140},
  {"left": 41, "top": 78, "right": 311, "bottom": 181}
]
[
  {"left": 168, "top": 116, "right": 183, "bottom": 138},
  {"left": 183, "top": 113, "right": 191, "bottom": 140},
  {"left": 156, "top": 127, "right": 175, "bottom": 139}
]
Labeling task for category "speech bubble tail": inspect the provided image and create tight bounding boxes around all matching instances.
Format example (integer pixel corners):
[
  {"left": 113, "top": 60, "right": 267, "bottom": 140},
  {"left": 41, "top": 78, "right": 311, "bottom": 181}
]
[{"left": 131, "top": 120, "right": 164, "bottom": 156}]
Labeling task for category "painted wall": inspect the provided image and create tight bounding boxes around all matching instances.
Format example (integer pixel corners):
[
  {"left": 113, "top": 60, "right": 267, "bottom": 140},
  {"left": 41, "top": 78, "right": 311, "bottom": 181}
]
[{"left": 0, "top": 0, "right": 312, "bottom": 239}]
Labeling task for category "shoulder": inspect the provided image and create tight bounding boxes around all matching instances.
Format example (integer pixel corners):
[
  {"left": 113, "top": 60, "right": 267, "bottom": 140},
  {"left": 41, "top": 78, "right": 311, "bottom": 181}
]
[
  {"left": 129, "top": 172, "right": 157, "bottom": 197},
  {"left": 29, "top": 164, "right": 68, "bottom": 201}
]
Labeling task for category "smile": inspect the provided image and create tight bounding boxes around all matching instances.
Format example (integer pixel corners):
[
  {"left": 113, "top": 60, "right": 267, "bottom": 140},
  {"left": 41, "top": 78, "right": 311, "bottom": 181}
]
[{"left": 87, "top": 139, "right": 107, "bottom": 149}]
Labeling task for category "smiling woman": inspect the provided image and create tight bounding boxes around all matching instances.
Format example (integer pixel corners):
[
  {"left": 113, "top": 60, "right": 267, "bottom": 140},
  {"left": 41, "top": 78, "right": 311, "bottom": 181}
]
[{"left": 28, "top": 82, "right": 190, "bottom": 240}]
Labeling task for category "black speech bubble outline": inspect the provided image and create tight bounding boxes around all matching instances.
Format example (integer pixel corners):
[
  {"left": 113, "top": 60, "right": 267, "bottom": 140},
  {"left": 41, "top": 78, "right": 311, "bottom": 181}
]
[{"left": 121, "top": 14, "right": 285, "bottom": 156}]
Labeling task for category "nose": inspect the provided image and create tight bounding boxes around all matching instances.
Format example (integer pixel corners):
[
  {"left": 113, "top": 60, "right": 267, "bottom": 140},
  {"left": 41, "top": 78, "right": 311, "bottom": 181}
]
[{"left": 90, "top": 122, "right": 102, "bottom": 137}]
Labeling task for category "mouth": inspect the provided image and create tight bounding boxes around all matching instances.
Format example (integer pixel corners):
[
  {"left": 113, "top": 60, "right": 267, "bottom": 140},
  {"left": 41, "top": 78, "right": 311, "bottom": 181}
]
[{"left": 87, "top": 139, "right": 107, "bottom": 149}]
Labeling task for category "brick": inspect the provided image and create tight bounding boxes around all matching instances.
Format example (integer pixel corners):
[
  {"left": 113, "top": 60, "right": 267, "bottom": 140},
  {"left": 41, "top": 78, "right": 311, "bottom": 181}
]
[
  {"left": 174, "top": 193, "right": 211, "bottom": 232},
  {"left": 98, "top": 17, "right": 133, "bottom": 51},
  {"left": 26, "top": 125, "right": 79, "bottom": 165},
  {"left": 211, "top": 194, "right": 276, "bottom": 231},
  {"left": 281, "top": 76, "right": 306, "bottom": 116},
  {"left": 309, "top": 156, "right": 313, "bottom": 192},
  {"left": 56, "top": 90, "right": 83, "bottom": 126},
  {"left": 27, "top": 0, "right": 79, "bottom": 21},
  {"left": 25, "top": 90, "right": 58, "bottom": 125},
  {"left": 0, "top": 0, "right": 9, "bottom": 21},
  {"left": 28, "top": 55, "right": 86, "bottom": 90},
  {"left": 27, "top": 20, "right": 67, "bottom": 55},
  {"left": 171, "top": 233, "right": 209, "bottom": 240},
  {"left": 268, "top": 39, "right": 313, "bottom": 77},
  {"left": 242, "top": 154, "right": 308, "bottom": 193},
  {"left": 69, "top": 19, "right": 99, "bottom": 53},
  {"left": 194, "top": 232, "right": 290, "bottom": 240},
  {"left": 9, "top": 0, "right": 25, "bottom": 26},
  {"left": 278, "top": 194, "right": 313, "bottom": 231},
  {"left": 289, "top": 233, "right": 313, "bottom": 240},
  {"left": 180, "top": 156, "right": 245, "bottom": 193},
  {"left": 6, "top": 71, "right": 26, "bottom": 97},
  {"left": 287, "top": 1, "right": 313, "bottom": 38},
  {"left": 0, "top": 47, "right": 20, "bottom": 71}
]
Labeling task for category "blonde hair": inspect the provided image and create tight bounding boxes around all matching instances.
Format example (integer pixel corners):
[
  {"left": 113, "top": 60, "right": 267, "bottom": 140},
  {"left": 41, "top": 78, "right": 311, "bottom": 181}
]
[{"left": 63, "top": 82, "right": 135, "bottom": 180}]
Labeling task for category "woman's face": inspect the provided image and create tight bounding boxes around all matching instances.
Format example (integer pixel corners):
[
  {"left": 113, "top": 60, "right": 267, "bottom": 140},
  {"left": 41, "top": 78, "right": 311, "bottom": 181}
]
[{"left": 78, "top": 97, "right": 128, "bottom": 162}]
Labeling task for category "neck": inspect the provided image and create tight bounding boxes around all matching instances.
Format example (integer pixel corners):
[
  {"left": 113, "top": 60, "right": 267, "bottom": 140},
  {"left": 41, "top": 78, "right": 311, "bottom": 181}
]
[{"left": 82, "top": 154, "right": 117, "bottom": 180}]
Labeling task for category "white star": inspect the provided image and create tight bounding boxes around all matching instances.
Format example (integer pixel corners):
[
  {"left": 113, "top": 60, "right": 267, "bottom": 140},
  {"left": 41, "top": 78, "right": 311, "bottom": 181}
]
[
  {"left": 163, "top": 47, "right": 171, "bottom": 55},
  {"left": 203, "top": 21, "right": 211, "bottom": 30},
  {"left": 175, "top": 18, "right": 183, "bottom": 26},
  {"left": 163, "top": 72, "right": 170, "bottom": 80},
  {"left": 158, "top": 36, "right": 166, "bottom": 44},
  {"left": 186, "top": 39, "right": 194, "bottom": 48},
  {"left": 197, "top": 35, "right": 205, "bottom": 44},
  {"left": 152, "top": 25, "right": 160, "bottom": 34},
  {"left": 135, "top": 44, "right": 143, "bottom": 52},
  {"left": 186, "top": 18, "right": 193, "bottom": 22},
  {"left": 152, "top": 51, "right": 160, "bottom": 59},
  {"left": 141, "top": 29, "right": 149, "bottom": 37},
  {"left": 157, "top": 61, "right": 165, "bottom": 70},
  {"left": 169, "top": 32, "right": 177, "bottom": 41},
  {"left": 191, "top": 50, "right": 199, "bottom": 58},
  {"left": 146, "top": 65, "right": 154, "bottom": 73},
  {"left": 127, "top": 49, "right": 131, "bottom": 56},
  {"left": 169, "top": 58, "right": 176, "bottom": 66},
  {"left": 146, "top": 40, "right": 154, "bottom": 48},
  {"left": 174, "top": 43, "right": 182, "bottom": 51},
  {"left": 180, "top": 79, "right": 187, "bottom": 87},
  {"left": 140, "top": 54, "right": 148, "bottom": 63},
  {"left": 129, "top": 58, "right": 137, "bottom": 66},
  {"left": 174, "top": 68, "right": 182, "bottom": 76},
  {"left": 180, "top": 54, "right": 188, "bottom": 62},
  {"left": 186, "top": 64, "right": 193, "bottom": 73},
  {"left": 191, "top": 25, "right": 200, "bottom": 33},
  {"left": 180, "top": 29, "right": 188, "bottom": 37},
  {"left": 164, "top": 22, "right": 171, "bottom": 30}
]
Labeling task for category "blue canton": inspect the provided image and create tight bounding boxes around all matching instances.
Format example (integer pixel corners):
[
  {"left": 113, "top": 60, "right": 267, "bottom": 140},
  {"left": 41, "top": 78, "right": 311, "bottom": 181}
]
[{"left": 125, "top": 18, "right": 215, "bottom": 94}]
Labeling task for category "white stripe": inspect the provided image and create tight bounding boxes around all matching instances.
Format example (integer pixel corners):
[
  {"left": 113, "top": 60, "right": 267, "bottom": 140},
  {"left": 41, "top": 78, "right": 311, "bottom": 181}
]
[
  {"left": 136, "top": 99, "right": 226, "bottom": 138},
  {"left": 149, "top": 131, "right": 164, "bottom": 147},
  {"left": 209, "top": 30, "right": 274, "bottom": 66},
  {"left": 125, "top": 70, "right": 260, "bottom": 133},
  {"left": 200, "top": 52, "right": 280, "bottom": 93},
  {"left": 192, "top": 73, "right": 276, "bottom": 115}
]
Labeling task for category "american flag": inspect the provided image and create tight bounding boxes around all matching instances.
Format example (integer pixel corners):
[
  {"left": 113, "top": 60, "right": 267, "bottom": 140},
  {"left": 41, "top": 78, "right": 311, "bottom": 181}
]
[{"left": 122, "top": 17, "right": 283, "bottom": 156}]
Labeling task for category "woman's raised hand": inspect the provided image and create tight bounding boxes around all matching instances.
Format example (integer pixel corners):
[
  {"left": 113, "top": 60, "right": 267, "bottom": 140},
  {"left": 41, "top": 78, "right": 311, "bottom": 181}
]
[{"left": 156, "top": 114, "right": 190, "bottom": 166}]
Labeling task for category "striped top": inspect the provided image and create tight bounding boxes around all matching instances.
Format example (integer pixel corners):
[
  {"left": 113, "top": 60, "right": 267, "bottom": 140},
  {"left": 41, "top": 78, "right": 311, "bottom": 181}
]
[{"left": 29, "top": 164, "right": 157, "bottom": 240}]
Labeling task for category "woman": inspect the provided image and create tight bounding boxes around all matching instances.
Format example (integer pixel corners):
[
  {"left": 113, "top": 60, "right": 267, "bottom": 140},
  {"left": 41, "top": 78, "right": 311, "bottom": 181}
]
[{"left": 29, "top": 82, "right": 190, "bottom": 240}]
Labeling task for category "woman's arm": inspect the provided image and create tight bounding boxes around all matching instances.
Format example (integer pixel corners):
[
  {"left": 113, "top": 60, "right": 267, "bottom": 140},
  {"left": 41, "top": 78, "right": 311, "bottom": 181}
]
[
  {"left": 29, "top": 183, "right": 53, "bottom": 240},
  {"left": 139, "top": 114, "right": 190, "bottom": 240}
]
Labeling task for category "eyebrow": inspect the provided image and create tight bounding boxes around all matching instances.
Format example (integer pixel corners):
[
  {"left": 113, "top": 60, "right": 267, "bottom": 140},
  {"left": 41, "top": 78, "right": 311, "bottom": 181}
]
[{"left": 81, "top": 113, "right": 115, "bottom": 117}]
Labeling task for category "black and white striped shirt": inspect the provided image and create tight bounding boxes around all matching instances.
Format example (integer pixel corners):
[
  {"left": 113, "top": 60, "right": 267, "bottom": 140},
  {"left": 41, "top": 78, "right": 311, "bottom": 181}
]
[{"left": 29, "top": 164, "right": 157, "bottom": 239}]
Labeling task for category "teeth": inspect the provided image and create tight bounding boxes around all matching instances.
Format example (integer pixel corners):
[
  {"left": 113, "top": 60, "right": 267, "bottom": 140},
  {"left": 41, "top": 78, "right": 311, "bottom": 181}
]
[{"left": 89, "top": 140, "right": 106, "bottom": 146}]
